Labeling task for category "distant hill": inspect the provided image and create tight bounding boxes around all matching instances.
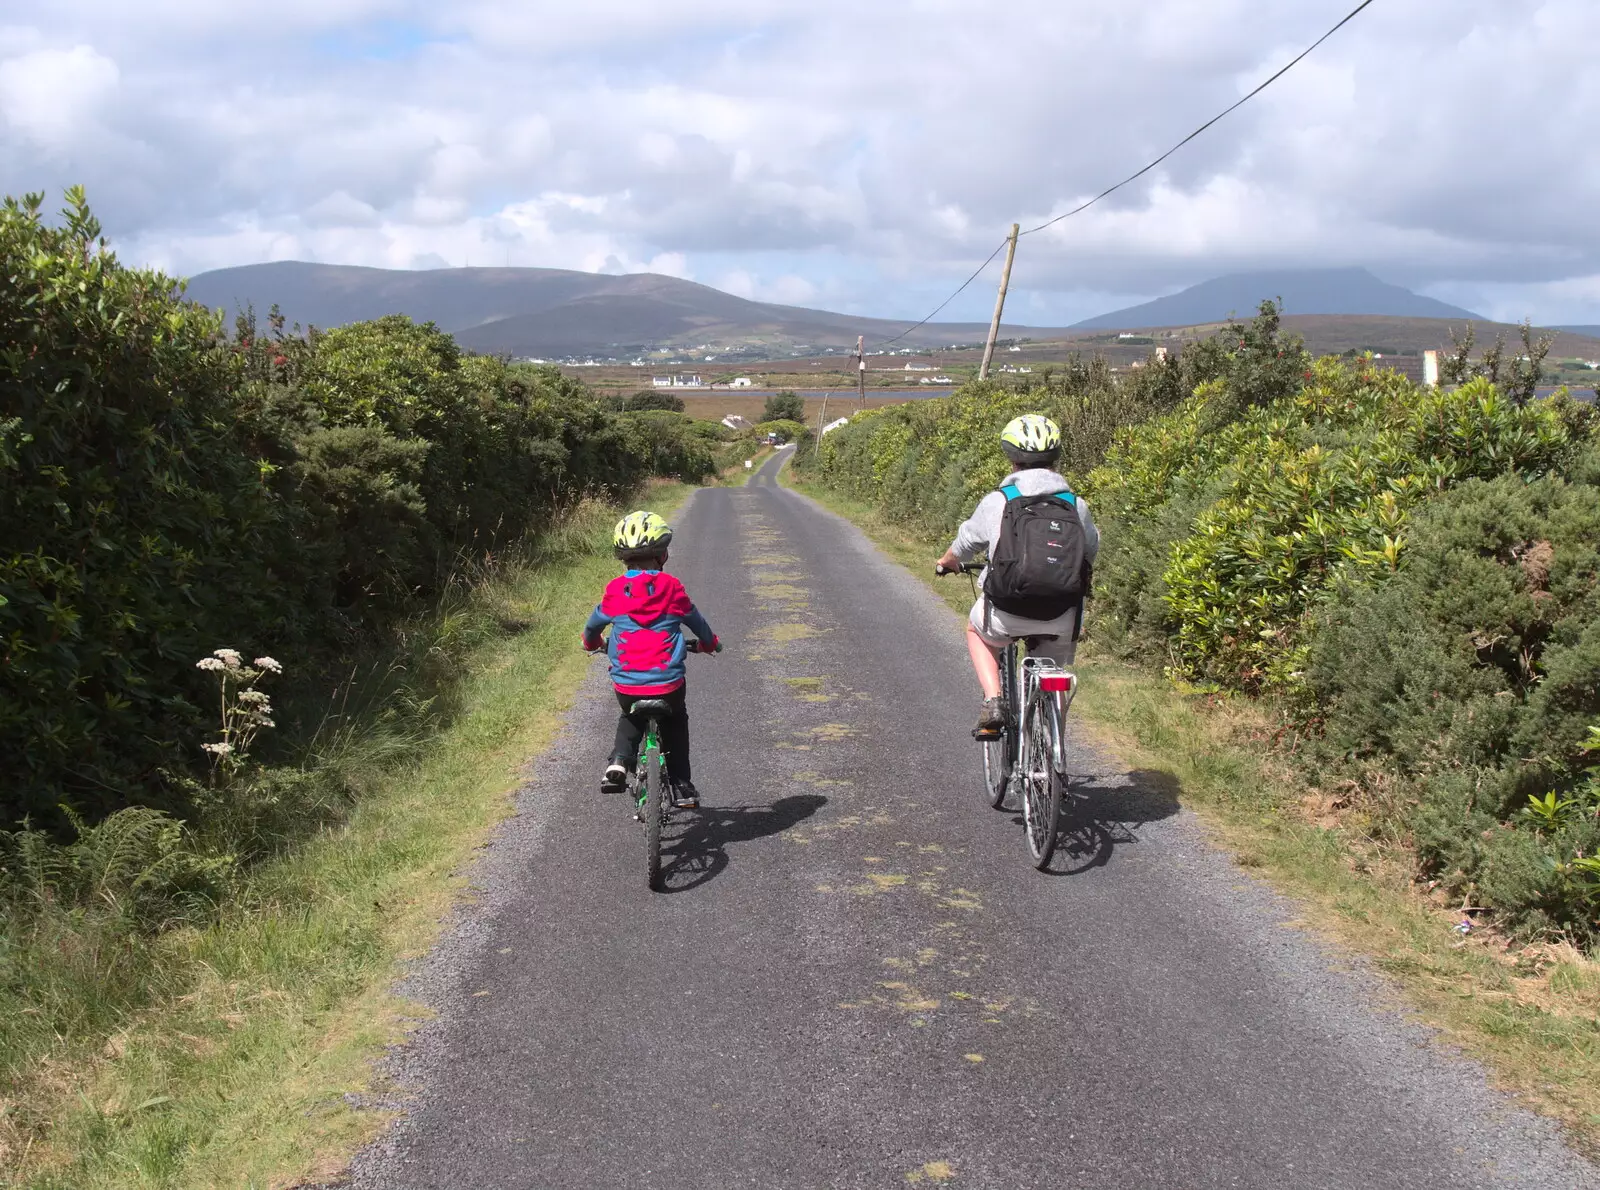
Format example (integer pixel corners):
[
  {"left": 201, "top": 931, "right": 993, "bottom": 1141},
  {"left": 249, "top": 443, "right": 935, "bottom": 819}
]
[
  {"left": 1073, "top": 268, "right": 1480, "bottom": 330},
  {"left": 182, "top": 262, "right": 1067, "bottom": 356},
  {"left": 1556, "top": 326, "right": 1600, "bottom": 342}
]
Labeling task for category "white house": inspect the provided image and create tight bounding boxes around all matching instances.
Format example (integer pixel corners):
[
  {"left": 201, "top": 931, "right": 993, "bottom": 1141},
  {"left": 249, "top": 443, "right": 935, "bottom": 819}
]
[
  {"left": 730, "top": 377, "right": 754, "bottom": 388},
  {"left": 821, "top": 416, "right": 851, "bottom": 436},
  {"left": 651, "top": 374, "right": 706, "bottom": 388},
  {"left": 721, "top": 414, "right": 754, "bottom": 431}
]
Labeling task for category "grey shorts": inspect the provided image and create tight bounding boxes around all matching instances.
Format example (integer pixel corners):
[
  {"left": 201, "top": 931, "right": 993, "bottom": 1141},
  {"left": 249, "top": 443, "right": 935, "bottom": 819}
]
[{"left": 967, "top": 596, "right": 1079, "bottom": 667}]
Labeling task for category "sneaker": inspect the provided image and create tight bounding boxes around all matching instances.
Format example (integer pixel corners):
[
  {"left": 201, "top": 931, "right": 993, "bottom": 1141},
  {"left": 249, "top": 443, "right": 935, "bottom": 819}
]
[
  {"left": 601, "top": 761, "right": 628, "bottom": 792},
  {"left": 972, "top": 696, "right": 1006, "bottom": 739},
  {"left": 671, "top": 780, "right": 701, "bottom": 810}
]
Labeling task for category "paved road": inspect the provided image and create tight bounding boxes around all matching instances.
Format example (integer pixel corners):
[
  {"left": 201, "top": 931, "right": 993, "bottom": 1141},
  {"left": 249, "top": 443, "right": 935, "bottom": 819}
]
[{"left": 348, "top": 449, "right": 1597, "bottom": 1189}]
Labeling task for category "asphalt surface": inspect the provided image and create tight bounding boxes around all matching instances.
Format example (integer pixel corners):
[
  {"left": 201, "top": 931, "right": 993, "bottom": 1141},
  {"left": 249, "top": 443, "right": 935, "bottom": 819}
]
[{"left": 347, "top": 448, "right": 1598, "bottom": 1189}]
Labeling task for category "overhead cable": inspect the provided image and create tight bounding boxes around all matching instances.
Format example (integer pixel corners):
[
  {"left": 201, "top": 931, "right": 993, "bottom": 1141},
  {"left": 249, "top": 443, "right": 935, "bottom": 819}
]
[
  {"left": 1019, "top": 0, "right": 1379, "bottom": 236},
  {"left": 872, "top": 0, "right": 1379, "bottom": 347}
]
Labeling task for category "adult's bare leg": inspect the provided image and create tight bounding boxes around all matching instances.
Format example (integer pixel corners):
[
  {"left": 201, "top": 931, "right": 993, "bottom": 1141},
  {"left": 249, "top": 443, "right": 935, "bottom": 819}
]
[{"left": 965, "top": 624, "right": 1003, "bottom": 699}]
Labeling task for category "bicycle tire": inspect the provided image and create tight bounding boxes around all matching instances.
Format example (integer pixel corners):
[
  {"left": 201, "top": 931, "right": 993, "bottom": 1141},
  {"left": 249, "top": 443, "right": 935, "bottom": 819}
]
[
  {"left": 1021, "top": 696, "right": 1061, "bottom": 870},
  {"left": 644, "top": 741, "right": 664, "bottom": 891},
  {"left": 981, "top": 645, "right": 1017, "bottom": 810}
]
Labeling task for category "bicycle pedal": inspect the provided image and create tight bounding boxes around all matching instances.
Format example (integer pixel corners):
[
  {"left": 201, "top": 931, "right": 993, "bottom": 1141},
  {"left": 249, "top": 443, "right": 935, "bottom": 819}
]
[{"left": 972, "top": 727, "right": 1002, "bottom": 740}]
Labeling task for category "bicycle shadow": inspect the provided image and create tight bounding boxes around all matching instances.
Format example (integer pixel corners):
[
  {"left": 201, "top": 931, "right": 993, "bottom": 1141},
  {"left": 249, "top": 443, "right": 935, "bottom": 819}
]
[
  {"left": 660, "top": 793, "right": 828, "bottom": 893},
  {"left": 1007, "top": 768, "right": 1182, "bottom": 876}
]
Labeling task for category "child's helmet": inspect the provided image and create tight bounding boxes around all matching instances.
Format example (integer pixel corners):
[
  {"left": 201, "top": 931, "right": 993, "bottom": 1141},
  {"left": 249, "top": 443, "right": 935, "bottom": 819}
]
[
  {"left": 1000, "top": 413, "right": 1062, "bottom": 468},
  {"left": 613, "top": 510, "right": 673, "bottom": 558}
]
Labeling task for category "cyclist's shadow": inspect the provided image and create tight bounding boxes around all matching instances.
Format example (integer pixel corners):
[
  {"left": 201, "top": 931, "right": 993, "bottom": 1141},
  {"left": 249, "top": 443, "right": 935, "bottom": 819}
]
[
  {"left": 1011, "top": 768, "right": 1181, "bottom": 876},
  {"left": 660, "top": 793, "right": 827, "bottom": 893}
]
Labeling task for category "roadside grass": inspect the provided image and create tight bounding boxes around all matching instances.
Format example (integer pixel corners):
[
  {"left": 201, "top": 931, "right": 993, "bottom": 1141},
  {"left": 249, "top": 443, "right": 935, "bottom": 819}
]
[
  {"left": 783, "top": 467, "right": 1600, "bottom": 1154},
  {"left": 4, "top": 482, "right": 694, "bottom": 1189}
]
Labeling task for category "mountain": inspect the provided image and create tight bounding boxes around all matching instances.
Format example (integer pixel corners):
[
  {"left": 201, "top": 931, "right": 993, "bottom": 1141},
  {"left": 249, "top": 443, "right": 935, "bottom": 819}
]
[
  {"left": 1556, "top": 326, "right": 1600, "bottom": 341},
  {"left": 1073, "top": 268, "right": 1481, "bottom": 330},
  {"left": 182, "top": 262, "right": 1065, "bottom": 356}
]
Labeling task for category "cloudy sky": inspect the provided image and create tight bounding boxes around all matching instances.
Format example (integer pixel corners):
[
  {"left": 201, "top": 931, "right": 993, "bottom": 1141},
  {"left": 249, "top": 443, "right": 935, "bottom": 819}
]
[{"left": 3, "top": 1, "right": 1596, "bottom": 325}]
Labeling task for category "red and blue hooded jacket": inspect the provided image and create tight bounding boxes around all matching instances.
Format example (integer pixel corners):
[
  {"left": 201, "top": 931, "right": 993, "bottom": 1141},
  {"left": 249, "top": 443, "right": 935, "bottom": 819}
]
[{"left": 583, "top": 569, "right": 716, "bottom": 695}]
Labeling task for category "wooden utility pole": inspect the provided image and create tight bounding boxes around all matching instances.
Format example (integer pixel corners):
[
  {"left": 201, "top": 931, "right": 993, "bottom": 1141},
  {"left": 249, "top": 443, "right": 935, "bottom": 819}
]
[
  {"left": 979, "top": 223, "right": 1020, "bottom": 381},
  {"left": 855, "top": 334, "right": 866, "bottom": 413}
]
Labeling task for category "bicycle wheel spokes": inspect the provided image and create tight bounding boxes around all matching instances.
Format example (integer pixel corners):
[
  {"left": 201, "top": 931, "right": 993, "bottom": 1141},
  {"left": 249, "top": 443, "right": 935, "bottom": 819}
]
[
  {"left": 1021, "top": 698, "right": 1060, "bottom": 870},
  {"left": 981, "top": 733, "right": 1008, "bottom": 809}
]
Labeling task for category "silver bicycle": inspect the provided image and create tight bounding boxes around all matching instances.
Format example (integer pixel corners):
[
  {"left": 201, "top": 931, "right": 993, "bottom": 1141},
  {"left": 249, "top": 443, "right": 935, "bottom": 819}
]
[{"left": 939, "top": 561, "right": 1079, "bottom": 870}]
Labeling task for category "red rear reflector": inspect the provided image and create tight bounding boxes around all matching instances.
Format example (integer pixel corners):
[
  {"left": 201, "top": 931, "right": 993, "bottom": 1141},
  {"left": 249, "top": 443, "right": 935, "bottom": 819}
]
[{"left": 1039, "top": 674, "right": 1074, "bottom": 693}]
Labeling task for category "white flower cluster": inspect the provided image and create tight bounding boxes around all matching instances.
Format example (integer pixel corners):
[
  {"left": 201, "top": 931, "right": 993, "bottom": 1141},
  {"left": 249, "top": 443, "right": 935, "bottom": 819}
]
[
  {"left": 254, "top": 656, "right": 282, "bottom": 674},
  {"left": 214, "top": 648, "right": 243, "bottom": 669},
  {"left": 196, "top": 657, "right": 226, "bottom": 672},
  {"left": 202, "top": 741, "right": 233, "bottom": 756}
]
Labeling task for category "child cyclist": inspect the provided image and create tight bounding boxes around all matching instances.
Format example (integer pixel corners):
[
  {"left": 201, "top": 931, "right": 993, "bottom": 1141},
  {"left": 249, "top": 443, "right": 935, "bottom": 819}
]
[
  {"left": 583, "top": 510, "right": 720, "bottom": 808},
  {"left": 935, "top": 414, "right": 1099, "bottom": 738}
]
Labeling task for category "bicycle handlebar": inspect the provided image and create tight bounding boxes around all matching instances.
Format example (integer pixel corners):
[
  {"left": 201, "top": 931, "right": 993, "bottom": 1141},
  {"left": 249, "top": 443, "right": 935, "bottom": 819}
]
[
  {"left": 686, "top": 638, "right": 723, "bottom": 654},
  {"left": 935, "top": 560, "right": 987, "bottom": 577}
]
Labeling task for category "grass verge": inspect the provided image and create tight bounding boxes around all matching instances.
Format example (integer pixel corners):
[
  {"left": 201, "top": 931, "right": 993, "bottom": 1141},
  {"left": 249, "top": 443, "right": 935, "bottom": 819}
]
[
  {"left": 4, "top": 482, "right": 695, "bottom": 1189},
  {"left": 783, "top": 466, "right": 1600, "bottom": 1154}
]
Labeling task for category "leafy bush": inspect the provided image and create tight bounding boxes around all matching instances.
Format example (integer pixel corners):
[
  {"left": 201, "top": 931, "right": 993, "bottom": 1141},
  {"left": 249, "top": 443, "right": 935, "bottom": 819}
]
[
  {"left": 763, "top": 390, "right": 806, "bottom": 423},
  {"left": 623, "top": 389, "right": 686, "bottom": 412},
  {"left": 0, "top": 190, "right": 680, "bottom": 829},
  {"left": 755, "top": 418, "right": 807, "bottom": 444}
]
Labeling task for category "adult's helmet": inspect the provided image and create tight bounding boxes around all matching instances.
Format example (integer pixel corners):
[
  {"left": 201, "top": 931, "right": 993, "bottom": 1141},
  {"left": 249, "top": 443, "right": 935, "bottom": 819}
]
[
  {"left": 1000, "top": 413, "right": 1061, "bottom": 467},
  {"left": 613, "top": 510, "right": 673, "bottom": 558}
]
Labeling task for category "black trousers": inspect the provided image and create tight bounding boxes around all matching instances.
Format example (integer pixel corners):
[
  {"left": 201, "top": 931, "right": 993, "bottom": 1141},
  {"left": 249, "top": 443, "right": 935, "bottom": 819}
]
[{"left": 612, "top": 685, "right": 691, "bottom": 782}]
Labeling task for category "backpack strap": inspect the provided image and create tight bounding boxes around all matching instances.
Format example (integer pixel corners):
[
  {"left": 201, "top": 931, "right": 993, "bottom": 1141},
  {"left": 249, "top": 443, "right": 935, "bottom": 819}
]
[{"left": 999, "top": 484, "right": 1022, "bottom": 501}]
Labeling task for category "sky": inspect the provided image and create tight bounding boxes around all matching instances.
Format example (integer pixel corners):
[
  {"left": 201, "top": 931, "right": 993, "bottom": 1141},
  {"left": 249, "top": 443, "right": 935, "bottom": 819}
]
[{"left": 3, "top": 0, "right": 1597, "bottom": 326}]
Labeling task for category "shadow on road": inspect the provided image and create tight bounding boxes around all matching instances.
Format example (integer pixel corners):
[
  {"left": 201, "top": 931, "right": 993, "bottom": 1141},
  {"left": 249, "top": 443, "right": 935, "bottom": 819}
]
[
  {"left": 661, "top": 793, "right": 828, "bottom": 892},
  {"left": 1009, "top": 768, "right": 1182, "bottom": 876}
]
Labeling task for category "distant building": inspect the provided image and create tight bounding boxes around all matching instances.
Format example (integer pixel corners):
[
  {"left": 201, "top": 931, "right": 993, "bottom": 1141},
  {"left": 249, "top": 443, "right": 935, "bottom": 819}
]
[
  {"left": 904, "top": 363, "right": 935, "bottom": 372},
  {"left": 651, "top": 374, "right": 706, "bottom": 388},
  {"left": 821, "top": 417, "right": 851, "bottom": 435},
  {"left": 731, "top": 377, "right": 754, "bottom": 388},
  {"left": 721, "top": 414, "right": 754, "bottom": 431}
]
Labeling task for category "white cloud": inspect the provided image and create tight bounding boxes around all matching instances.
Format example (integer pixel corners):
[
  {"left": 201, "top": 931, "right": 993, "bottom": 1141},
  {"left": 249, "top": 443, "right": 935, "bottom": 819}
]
[
  {"left": 5, "top": 0, "right": 1600, "bottom": 323},
  {"left": 0, "top": 44, "right": 119, "bottom": 147}
]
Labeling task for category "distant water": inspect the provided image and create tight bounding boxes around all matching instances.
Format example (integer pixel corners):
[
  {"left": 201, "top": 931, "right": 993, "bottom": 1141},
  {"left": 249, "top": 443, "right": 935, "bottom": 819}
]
[{"left": 685, "top": 388, "right": 953, "bottom": 400}]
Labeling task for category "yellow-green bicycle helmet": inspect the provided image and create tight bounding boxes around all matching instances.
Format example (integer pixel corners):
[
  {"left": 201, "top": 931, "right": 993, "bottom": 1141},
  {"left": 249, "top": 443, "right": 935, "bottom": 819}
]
[
  {"left": 1000, "top": 413, "right": 1061, "bottom": 459},
  {"left": 613, "top": 510, "right": 673, "bottom": 558}
]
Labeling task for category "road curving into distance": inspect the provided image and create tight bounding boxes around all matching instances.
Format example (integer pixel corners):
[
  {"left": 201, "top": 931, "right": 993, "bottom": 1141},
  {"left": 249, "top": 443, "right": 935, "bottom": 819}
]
[{"left": 346, "top": 447, "right": 1598, "bottom": 1190}]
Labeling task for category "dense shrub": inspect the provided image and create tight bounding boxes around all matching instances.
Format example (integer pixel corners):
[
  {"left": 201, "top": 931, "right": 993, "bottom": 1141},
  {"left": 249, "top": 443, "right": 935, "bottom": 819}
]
[
  {"left": 763, "top": 390, "right": 806, "bottom": 423},
  {"left": 1087, "top": 363, "right": 1576, "bottom": 690},
  {"left": 0, "top": 191, "right": 674, "bottom": 828}
]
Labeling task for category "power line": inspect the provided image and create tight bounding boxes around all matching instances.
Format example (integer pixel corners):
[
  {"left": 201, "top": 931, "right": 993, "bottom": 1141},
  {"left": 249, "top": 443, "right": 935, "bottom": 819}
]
[
  {"left": 1020, "top": 0, "right": 1378, "bottom": 237},
  {"left": 875, "top": 238, "right": 1009, "bottom": 348},
  {"left": 872, "top": 0, "right": 1379, "bottom": 347}
]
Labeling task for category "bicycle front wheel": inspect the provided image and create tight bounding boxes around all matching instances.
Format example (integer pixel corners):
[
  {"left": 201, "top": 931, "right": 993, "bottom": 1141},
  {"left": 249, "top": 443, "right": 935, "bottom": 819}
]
[
  {"left": 981, "top": 646, "right": 1017, "bottom": 810},
  {"left": 1021, "top": 696, "right": 1061, "bottom": 870},
  {"left": 643, "top": 744, "right": 665, "bottom": 891}
]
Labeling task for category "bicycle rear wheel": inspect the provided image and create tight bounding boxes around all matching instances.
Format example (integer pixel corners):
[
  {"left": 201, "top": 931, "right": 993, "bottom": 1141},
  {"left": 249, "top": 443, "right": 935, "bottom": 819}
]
[
  {"left": 1021, "top": 696, "right": 1061, "bottom": 869},
  {"left": 643, "top": 742, "right": 665, "bottom": 891}
]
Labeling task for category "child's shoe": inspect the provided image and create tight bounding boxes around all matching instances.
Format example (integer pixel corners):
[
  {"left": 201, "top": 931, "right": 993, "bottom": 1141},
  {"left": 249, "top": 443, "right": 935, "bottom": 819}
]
[
  {"left": 671, "top": 780, "right": 701, "bottom": 809},
  {"left": 601, "top": 759, "right": 628, "bottom": 792}
]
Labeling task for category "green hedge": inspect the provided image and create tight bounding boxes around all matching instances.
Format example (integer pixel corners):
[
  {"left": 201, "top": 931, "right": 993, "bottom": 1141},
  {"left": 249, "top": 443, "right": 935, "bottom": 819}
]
[{"left": 0, "top": 190, "right": 669, "bottom": 829}]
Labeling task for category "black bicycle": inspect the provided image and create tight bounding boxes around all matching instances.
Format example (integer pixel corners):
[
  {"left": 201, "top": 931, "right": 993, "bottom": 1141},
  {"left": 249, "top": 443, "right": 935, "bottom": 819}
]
[{"left": 937, "top": 560, "right": 1079, "bottom": 869}]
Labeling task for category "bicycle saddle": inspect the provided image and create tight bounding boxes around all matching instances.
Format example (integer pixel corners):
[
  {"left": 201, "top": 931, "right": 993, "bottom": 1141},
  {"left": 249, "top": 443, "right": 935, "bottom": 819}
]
[{"left": 630, "top": 699, "right": 675, "bottom": 717}]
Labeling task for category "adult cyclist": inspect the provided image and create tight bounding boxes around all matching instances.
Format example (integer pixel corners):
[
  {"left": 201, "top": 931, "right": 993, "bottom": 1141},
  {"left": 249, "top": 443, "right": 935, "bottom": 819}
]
[{"left": 935, "top": 414, "right": 1100, "bottom": 738}]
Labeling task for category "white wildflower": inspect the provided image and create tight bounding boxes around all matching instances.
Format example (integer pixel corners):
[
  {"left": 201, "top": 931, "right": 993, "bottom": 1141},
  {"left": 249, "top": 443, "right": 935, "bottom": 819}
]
[
  {"left": 253, "top": 656, "right": 283, "bottom": 674},
  {"left": 196, "top": 657, "right": 226, "bottom": 672},
  {"left": 214, "top": 648, "right": 243, "bottom": 669},
  {"left": 202, "top": 741, "right": 233, "bottom": 755},
  {"left": 238, "top": 689, "right": 270, "bottom": 704}
]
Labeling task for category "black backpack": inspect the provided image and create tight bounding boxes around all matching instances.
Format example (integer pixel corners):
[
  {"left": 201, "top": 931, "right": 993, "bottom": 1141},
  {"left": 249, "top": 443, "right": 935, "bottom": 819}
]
[{"left": 983, "top": 484, "right": 1090, "bottom": 621}]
